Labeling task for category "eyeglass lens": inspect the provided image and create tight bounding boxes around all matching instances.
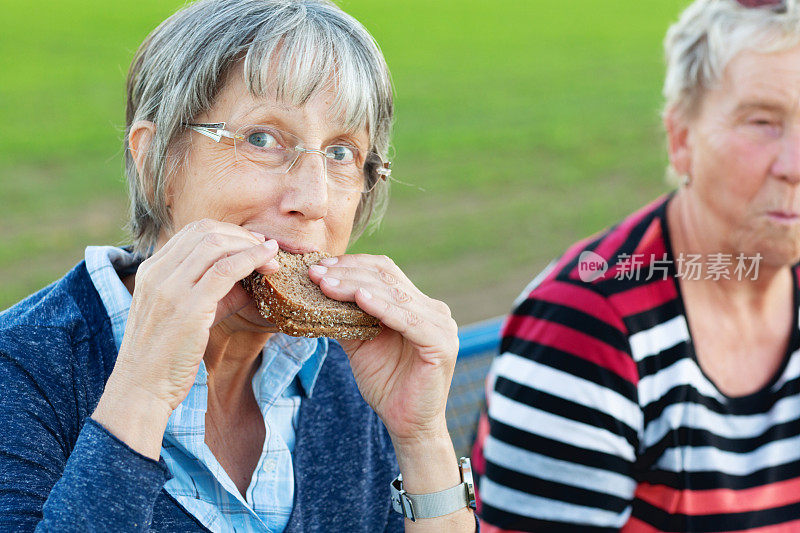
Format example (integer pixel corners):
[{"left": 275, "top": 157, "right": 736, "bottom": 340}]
[{"left": 232, "top": 125, "right": 377, "bottom": 193}]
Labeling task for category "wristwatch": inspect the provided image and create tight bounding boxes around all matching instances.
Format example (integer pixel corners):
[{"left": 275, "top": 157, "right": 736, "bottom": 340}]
[{"left": 390, "top": 457, "right": 476, "bottom": 522}]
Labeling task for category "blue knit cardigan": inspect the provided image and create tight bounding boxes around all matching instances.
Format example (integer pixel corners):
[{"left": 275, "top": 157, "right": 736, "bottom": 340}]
[{"left": 0, "top": 260, "right": 404, "bottom": 532}]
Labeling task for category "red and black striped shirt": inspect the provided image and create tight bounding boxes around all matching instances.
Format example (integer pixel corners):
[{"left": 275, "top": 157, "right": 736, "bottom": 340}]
[{"left": 473, "top": 195, "right": 800, "bottom": 532}]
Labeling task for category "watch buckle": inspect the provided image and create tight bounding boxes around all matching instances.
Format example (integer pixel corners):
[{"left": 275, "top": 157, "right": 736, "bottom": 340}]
[
  {"left": 459, "top": 457, "right": 477, "bottom": 508},
  {"left": 398, "top": 490, "right": 417, "bottom": 522}
]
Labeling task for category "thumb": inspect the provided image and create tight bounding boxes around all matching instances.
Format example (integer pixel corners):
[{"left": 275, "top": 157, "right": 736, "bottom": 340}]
[
  {"left": 337, "top": 326, "right": 390, "bottom": 354},
  {"left": 213, "top": 283, "right": 252, "bottom": 325}
]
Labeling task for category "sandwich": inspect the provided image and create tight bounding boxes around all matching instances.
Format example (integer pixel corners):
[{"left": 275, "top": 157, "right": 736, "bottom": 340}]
[{"left": 241, "top": 250, "right": 382, "bottom": 340}]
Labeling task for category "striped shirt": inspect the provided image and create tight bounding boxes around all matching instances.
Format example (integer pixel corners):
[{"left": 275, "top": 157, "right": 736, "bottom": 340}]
[
  {"left": 472, "top": 195, "right": 800, "bottom": 532},
  {"left": 85, "top": 245, "right": 328, "bottom": 532}
]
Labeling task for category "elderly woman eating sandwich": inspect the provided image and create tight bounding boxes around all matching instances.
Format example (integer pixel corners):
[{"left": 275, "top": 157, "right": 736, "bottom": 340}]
[{"left": 0, "top": 1, "right": 477, "bottom": 531}]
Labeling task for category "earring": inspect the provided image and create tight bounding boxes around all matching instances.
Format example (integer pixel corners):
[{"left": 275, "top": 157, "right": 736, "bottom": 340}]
[{"left": 682, "top": 174, "right": 691, "bottom": 187}]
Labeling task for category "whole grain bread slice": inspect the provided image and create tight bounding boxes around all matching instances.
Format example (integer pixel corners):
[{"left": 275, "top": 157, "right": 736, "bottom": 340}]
[
  {"left": 241, "top": 250, "right": 382, "bottom": 340},
  {"left": 276, "top": 317, "right": 382, "bottom": 341}
]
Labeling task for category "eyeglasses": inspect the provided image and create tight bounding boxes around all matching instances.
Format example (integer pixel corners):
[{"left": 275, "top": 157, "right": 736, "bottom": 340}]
[
  {"left": 735, "top": 0, "right": 786, "bottom": 10},
  {"left": 184, "top": 122, "right": 391, "bottom": 194}
]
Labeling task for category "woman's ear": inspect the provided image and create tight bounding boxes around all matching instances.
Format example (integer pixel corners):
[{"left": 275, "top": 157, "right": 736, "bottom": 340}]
[
  {"left": 128, "top": 120, "right": 156, "bottom": 177},
  {"left": 128, "top": 120, "right": 178, "bottom": 209},
  {"left": 128, "top": 120, "right": 158, "bottom": 203},
  {"left": 664, "top": 107, "right": 692, "bottom": 177}
]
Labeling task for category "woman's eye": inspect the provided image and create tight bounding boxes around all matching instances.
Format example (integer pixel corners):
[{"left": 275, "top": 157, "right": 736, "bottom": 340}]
[
  {"left": 326, "top": 145, "right": 355, "bottom": 163},
  {"left": 747, "top": 116, "right": 779, "bottom": 128},
  {"left": 745, "top": 117, "right": 783, "bottom": 138},
  {"left": 247, "top": 131, "right": 278, "bottom": 148}
]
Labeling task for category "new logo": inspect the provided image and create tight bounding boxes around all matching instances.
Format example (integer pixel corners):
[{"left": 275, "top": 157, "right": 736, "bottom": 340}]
[{"left": 578, "top": 251, "right": 608, "bottom": 282}]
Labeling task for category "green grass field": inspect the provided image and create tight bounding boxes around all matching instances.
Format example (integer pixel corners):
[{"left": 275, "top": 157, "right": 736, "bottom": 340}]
[{"left": 0, "top": 0, "right": 687, "bottom": 323}]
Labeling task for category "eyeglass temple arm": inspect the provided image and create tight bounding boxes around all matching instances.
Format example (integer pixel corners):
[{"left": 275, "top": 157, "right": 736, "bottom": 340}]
[{"left": 184, "top": 122, "right": 237, "bottom": 143}]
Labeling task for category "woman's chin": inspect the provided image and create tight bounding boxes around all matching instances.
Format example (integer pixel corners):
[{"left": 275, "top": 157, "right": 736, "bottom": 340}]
[{"left": 742, "top": 223, "right": 800, "bottom": 269}]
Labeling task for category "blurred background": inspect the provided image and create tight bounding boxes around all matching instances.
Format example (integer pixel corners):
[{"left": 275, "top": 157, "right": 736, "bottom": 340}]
[{"left": 0, "top": 0, "right": 686, "bottom": 324}]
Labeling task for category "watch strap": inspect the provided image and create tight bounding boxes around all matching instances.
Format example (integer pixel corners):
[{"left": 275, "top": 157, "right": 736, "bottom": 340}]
[
  {"left": 390, "top": 476, "right": 471, "bottom": 522},
  {"left": 389, "top": 457, "right": 476, "bottom": 522}
]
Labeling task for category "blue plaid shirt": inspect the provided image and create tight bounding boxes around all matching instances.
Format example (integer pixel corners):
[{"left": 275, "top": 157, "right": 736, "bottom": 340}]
[{"left": 85, "top": 246, "right": 328, "bottom": 533}]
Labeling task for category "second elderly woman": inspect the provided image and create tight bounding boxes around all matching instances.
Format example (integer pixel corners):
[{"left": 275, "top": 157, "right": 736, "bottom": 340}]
[
  {"left": 474, "top": 0, "right": 800, "bottom": 531},
  {"left": 0, "top": 1, "right": 478, "bottom": 531}
]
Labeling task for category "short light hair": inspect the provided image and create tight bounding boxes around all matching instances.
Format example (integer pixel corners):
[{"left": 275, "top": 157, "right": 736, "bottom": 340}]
[
  {"left": 663, "top": 0, "right": 800, "bottom": 120},
  {"left": 125, "top": 0, "right": 394, "bottom": 258}
]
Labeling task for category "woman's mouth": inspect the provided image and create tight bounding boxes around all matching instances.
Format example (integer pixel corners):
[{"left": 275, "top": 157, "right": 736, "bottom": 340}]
[
  {"left": 244, "top": 227, "right": 319, "bottom": 254},
  {"left": 270, "top": 239, "right": 319, "bottom": 254},
  {"left": 766, "top": 211, "right": 800, "bottom": 224}
]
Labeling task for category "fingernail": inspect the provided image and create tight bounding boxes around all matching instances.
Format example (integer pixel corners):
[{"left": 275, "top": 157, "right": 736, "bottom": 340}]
[
  {"left": 359, "top": 288, "right": 372, "bottom": 299},
  {"left": 250, "top": 230, "right": 266, "bottom": 241},
  {"left": 265, "top": 259, "right": 279, "bottom": 269},
  {"left": 323, "top": 277, "right": 340, "bottom": 287},
  {"left": 262, "top": 239, "right": 278, "bottom": 250},
  {"left": 309, "top": 265, "right": 327, "bottom": 275},
  {"left": 320, "top": 257, "right": 338, "bottom": 266}
]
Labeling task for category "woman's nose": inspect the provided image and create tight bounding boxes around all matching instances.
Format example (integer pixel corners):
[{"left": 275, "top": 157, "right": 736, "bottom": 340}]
[
  {"left": 278, "top": 150, "right": 329, "bottom": 219},
  {"left": 774, "top": 130, "right": 800, "bottom": 184}
]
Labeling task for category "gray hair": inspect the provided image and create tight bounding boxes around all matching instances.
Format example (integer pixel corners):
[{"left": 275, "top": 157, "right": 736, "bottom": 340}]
[
  {"left": 663, "top": 0, "right": 800, "bottom": 120},
  {"left": 124, "top": 0, "right": 394, "bottom": 258}
]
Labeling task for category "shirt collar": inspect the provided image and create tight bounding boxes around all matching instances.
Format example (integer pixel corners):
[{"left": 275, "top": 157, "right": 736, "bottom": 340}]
[
  {"left": 251, "top": 333, "right": 328, "bottom": 398},
  {"left": 85, "top": 245, "right": 139, "bottom": 352},
  {"left": 296, "top": 337, "right": 327, "bottom": 397}
]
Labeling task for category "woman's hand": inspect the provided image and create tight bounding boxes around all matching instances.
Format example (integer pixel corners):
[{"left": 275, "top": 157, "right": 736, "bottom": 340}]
[
  {"left": 92, "top": 219, "right": 279, "bottom": 459},
  {"left": 308, "top": 254, "right": 459, "bottom": 444},
  {"left": 308, "top": 254, "right": 476, "bottom": 531},
  {"left": 114, "top": 219, "right": 280, "bottom": 410}
]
